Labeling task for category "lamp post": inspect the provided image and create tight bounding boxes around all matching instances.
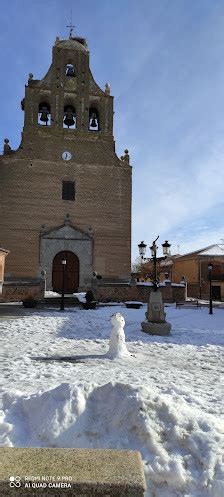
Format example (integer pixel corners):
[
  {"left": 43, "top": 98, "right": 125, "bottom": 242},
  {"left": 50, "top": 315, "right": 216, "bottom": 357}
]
[
  {"left": 149, "top": 236, "right": 159, "bottom": 290},
  {"left": 138, "top": 237, "right": 171, "bottom": 289},
  {"left": 208, "top": 262, "right": 213, "bottom": 315},
  {"left": 60, "top": 259, "right": 67, "bottom": 311},
  {"left": 138, "top": 237, "right": 172, "bottom": 336}
]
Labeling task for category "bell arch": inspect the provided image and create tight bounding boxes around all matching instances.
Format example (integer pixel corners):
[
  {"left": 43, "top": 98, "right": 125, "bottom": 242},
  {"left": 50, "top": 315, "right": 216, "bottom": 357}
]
[
  {"left": 38, "top": 101, "right": 51, "bottom": 126},
  {"left": 65, "top": 63, "right": 76, "bottom": 77},
  {"left": 63, "top": 104, "right": 76, "bottom": 129},
  {"left": 89, "top": 107, "right": 100, "bottom": 131}
]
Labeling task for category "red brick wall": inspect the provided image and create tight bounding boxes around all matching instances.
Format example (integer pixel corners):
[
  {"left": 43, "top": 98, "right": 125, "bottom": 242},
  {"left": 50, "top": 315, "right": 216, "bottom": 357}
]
[
  {"left": 187, "top": 283, "right": 200, "bottom": 299},
  {"left": 94, "top": 284, "right": 185, "bottom": 303},
  {"left": 187, "top": 282, "right": 224, "bottom": 301},
  {"left": 1, "top": 280, "right": 45, "bottom": 302}
]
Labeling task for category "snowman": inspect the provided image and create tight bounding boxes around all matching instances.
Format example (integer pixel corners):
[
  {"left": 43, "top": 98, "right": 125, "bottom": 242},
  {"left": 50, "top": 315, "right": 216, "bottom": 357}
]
[{"left": 106, "top": 313, "right": 131, "bottom": 359}]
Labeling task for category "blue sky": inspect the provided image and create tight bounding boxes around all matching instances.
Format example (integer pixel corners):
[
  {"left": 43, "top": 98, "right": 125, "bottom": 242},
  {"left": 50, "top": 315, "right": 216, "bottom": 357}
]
[{"left": 1, "top": 0, "right": 224, "bottom": 260}]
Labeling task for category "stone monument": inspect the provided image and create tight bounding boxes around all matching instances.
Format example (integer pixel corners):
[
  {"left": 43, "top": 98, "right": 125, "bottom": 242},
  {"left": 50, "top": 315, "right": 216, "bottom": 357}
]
[{"left": 141, "top": 289, "right": 171, "bottom": 336}]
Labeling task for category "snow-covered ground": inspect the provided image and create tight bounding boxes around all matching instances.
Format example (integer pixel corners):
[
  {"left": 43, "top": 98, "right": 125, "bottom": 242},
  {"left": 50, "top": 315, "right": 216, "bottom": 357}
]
[{"left": 0, "top": 304, "right": 223, "bottom": 497}]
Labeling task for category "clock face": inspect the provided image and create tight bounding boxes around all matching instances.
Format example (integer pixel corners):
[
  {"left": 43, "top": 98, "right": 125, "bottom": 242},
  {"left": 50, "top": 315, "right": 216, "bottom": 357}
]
[{"left": 62, "top": 151, "right": 72, "bottom": 161}]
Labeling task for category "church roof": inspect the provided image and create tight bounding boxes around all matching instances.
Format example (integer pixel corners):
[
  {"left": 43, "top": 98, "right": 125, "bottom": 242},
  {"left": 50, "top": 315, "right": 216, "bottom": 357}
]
[{"left": 55, "top": 36, "right": 89, "bottom": 52}]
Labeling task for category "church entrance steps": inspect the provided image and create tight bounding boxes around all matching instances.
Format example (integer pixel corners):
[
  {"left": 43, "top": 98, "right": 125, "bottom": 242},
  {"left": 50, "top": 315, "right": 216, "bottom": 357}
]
[{"left": 38, "top": 296, "right": 81, "bottom": 307}]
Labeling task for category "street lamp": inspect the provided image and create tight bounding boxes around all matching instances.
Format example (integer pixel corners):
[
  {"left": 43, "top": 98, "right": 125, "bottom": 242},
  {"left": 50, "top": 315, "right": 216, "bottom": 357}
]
[
  {"left": 138, "top": 236, "right": 171, "bottom": 291},
  {"left": 60, "top": 259, "right": 67, "bottom": 311},
  {"left": 138, "top": 241, "right": 147, "bottom": 259},
  {"left": 138, "top": 236, "right": 172, "bottom": 336},
  {"left": 162, "top": 240, "right": 171, "bottom": 256},
  {"left": 208, "top": 262, "right": 213, "bottom": 315}
]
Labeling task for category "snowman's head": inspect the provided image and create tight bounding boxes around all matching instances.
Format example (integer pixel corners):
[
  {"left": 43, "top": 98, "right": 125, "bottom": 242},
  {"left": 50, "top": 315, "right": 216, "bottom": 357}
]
[{"left": 111, "top": 313, "right": 125, "bottom": 328}]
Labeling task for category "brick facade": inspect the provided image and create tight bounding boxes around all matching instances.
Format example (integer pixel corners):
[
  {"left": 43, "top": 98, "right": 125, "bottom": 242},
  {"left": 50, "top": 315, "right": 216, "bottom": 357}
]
[{"left": 0, "top": 36, "right": 131, "bottom": 291}]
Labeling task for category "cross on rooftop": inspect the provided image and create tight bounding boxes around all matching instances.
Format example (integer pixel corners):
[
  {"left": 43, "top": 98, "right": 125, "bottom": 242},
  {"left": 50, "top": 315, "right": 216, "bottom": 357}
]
[
  {"left": 66, "top": 9, "right": 76, "bottom": 39},
  {"left": 66, "top": 20, "right": 76, "bottom": 38}
]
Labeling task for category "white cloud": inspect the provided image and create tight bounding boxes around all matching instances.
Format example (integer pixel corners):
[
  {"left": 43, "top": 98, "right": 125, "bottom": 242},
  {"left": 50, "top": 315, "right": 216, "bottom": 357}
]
[
  {"left": 173, "top": 228, "right": 224, "bottom": 255},
  {"left": 132, "top": 142, "right": 224, "bottom": 258}
]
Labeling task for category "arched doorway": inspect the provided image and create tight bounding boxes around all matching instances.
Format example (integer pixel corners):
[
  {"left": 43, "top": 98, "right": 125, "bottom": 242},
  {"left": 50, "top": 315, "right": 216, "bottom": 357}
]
[{"left": 52, "top": 251, "right": 79, "bottom": 293}]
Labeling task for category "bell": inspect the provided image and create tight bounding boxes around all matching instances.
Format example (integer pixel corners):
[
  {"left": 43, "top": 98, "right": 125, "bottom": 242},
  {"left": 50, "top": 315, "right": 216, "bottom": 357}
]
[
  {"left": 90, "top": 114, "right": 97, "bottom": 128},
  {"left": 64, "top": 108, "right": 75, "bottom": 128},
  {"left": 40, "top": 106, "right": 49, "bottom": 124},
  {"left": 66, "top": 66, "right": 75, "bottom": 77}
]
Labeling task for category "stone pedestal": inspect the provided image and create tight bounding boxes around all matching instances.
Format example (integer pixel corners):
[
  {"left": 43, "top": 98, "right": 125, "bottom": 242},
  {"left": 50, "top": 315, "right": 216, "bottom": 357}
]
[
  {"left": 141, "top": 320, "right": 171, "bottom": 335},
  {"left": 141, "top": 290, "right": 171, "bottom": 336}
]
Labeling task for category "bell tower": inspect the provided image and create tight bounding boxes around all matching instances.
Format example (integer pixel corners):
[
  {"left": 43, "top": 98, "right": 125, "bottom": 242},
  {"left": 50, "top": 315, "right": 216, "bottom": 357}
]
[
  {"left": 21, "top": 36, "right": 114, "bottom": 156},
  {"left": 0, "top": 35, "right": 132, "bottom": 291}
]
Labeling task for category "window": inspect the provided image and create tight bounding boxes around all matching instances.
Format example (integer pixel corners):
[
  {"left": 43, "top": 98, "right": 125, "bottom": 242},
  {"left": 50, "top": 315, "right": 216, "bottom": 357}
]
[{"left": 62, "top": 181, "right": 75, "bottom": 201}]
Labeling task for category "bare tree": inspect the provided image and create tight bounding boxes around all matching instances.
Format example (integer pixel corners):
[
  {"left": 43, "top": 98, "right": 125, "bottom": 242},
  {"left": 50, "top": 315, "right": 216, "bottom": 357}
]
[{"left": 132, "top": 257, "right": 168, "bottom": 282}]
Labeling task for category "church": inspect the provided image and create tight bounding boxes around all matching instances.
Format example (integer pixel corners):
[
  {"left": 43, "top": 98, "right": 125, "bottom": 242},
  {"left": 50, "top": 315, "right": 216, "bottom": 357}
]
[{"left": 0, "top": 34, "right": 132, "bottom": 293}]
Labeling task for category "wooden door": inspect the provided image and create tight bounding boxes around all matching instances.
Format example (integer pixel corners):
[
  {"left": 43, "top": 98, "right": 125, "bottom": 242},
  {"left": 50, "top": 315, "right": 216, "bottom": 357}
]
[{"left": 52, "top": 251, "right": 79, "bottom": 293}]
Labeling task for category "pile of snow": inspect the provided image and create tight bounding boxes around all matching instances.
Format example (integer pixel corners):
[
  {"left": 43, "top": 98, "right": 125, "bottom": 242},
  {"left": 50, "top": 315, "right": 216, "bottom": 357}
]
[
  {"left": 73, "top": 292, "right": 86, "bottom": 303},
  {"left": 124, "top": 301, "right": 143, "bottom": 304},
  {"left": 136, "top": 282, "right": 185, "bottom": 287},
  {"left": 45, "top": 290, "right": 60, "bottom": 297},
  {"left": 1, "top": 382, "right": 224, "bottom": 497},
  {"left": 1, "top": 305, "right": 224, "bottom": 496}
]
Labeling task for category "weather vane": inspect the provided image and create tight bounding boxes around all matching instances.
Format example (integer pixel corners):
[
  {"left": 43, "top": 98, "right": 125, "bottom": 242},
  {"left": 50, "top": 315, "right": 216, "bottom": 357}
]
[{"left": 66, "top": 9, "right": 75, "bottom": 38}]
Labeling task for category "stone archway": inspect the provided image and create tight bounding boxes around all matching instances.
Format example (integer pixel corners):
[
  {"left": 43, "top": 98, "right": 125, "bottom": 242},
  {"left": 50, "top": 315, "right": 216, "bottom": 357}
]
[
  {"left": 39, "top": 222, "right": 93, "bottom": 290},
  {"left": 52, "top": 251, "right": 79, "bottom": 293}
]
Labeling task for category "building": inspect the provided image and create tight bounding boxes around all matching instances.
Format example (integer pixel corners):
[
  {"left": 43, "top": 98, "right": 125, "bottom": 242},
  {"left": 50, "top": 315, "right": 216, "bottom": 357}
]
[
  {"left": 0, "top": 35, "right": 132, "bottom": 294},
  {"left": 135, "top": 244, "right": 224, "bottom": 301},
  {"left": 169, "top": 244, "right": 224, "bottom": 301}
]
